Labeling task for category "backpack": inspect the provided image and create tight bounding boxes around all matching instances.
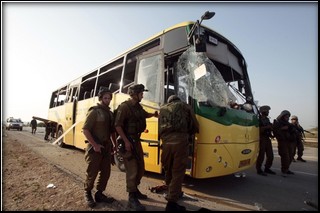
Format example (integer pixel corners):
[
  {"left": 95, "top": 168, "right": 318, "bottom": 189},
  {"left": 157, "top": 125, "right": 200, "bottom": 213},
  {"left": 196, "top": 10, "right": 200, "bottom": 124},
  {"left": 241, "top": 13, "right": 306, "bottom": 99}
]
[{"left": 159, "top": 101, "right": 189, "bottom": 136}]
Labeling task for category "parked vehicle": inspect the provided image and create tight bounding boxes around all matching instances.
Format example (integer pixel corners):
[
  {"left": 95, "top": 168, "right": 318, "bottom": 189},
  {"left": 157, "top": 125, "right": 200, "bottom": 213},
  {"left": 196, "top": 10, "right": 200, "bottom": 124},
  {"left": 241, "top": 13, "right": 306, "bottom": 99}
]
[{"left": 5, "top": 117, "right": 23, "bottom": 131}]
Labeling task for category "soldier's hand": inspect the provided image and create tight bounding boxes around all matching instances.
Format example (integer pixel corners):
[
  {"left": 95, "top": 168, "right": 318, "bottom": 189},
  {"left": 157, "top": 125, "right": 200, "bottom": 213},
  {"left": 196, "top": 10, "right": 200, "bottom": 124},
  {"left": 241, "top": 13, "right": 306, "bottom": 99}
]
[
  {"left": 154, "top": 111, "right": 159, "bottom": 117},
  {"left": 93, "top": 144, "right": 103, "bottom": 153}
]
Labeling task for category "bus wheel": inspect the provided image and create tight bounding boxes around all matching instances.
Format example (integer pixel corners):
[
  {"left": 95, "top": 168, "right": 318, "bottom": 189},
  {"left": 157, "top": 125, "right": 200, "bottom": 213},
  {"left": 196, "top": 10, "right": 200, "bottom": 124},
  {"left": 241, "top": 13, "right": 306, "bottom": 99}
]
[
  {"left": 56, "top": 128, "right": 66, "bottom": 148},
  {"left": 114, "top": 152, "right": 125, "bottom": 172}
]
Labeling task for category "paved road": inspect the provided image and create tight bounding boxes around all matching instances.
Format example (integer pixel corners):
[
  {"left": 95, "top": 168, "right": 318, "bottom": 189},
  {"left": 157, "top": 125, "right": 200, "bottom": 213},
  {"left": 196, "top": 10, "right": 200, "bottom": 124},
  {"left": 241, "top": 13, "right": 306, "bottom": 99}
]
[{"left": 4, "top": 127, "right": 318, "bottom": 211}]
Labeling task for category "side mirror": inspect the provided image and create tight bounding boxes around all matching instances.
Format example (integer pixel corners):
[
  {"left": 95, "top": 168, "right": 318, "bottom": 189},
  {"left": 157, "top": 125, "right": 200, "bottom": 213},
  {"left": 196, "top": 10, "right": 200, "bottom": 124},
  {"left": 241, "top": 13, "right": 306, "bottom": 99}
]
[{"left": 188, "top": 11, "right": 215, "bottom": 52}]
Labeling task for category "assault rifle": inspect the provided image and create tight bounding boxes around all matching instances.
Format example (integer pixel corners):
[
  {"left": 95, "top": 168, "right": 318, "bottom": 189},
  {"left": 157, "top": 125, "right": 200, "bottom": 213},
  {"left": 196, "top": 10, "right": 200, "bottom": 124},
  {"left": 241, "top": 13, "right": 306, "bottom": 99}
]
[
  {"left": 117, "top": 135, "right": 140, "bottom": 160},
  {"left": 85, "top": 135, "right": 108, "bottom": 158}
]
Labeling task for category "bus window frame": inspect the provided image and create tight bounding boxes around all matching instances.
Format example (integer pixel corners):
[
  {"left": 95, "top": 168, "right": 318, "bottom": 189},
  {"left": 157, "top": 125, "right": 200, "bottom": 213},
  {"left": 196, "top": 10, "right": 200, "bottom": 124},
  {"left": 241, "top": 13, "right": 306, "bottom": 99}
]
[{"left": 135, "top": 50, "right": 164, "bottom": 105}]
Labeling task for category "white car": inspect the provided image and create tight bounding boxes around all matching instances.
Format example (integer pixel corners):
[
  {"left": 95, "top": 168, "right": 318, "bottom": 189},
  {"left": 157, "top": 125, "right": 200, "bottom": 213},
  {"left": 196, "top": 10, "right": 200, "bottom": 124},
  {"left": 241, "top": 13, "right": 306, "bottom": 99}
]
[{"left": 5, "top": 117, "right": 23, "bottom": 131}]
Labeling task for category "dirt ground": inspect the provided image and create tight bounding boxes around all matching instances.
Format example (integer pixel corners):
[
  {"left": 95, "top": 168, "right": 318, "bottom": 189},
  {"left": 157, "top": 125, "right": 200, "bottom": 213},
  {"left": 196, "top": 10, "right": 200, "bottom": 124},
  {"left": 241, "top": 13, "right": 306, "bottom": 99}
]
[
  {"left": 2, "top": 130, "right": 124, "bottom": 211},
  {"left": 2, "top": 129, "right": 219, "bottom": 211}
]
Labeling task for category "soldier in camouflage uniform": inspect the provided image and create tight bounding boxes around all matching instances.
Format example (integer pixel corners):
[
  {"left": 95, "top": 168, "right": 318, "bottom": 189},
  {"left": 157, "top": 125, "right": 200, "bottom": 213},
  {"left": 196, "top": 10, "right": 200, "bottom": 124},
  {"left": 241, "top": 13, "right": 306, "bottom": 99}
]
[
  {"left": 290, "top": 115, "right": 307, "bottom": 162},
  {"left": 115, "top": 84, "right": 158, "bottom": 211},
  {"left": 83, "top": 87, "right": 117, "bottom": 208},
  {"left": 159, "top": 95, "right": 199, "bottom": 211},
  {"left": 273, "top": 110, "right": 295, "bottom": 177},
  {"left": 256, "top": 105, "right": 276, "bottom": 176},
  {"left": 30, "top": 117, "right": 37, "bottom": 134}
]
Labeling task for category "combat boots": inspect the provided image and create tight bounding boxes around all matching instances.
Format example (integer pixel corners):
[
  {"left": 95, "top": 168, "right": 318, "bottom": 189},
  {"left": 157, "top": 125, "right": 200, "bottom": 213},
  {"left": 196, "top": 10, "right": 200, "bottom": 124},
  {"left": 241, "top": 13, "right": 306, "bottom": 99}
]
[
  {"left": 136, "top": 189, "right": 148, "bottom": 200},
  {"left": 84, "top": 190, "right": 96, "bottom": 208},
  {"left": 165, "top": 201, "right": 186, "bottom": 211},
  {"left": 94, "top": 190, "right": 115, "bottom": 203},
  {"left": 297, "top": 157, "right": 307, "bottom": 162},
  {"left": 127, "top": 192, "right": 146, "bottom": 211}
]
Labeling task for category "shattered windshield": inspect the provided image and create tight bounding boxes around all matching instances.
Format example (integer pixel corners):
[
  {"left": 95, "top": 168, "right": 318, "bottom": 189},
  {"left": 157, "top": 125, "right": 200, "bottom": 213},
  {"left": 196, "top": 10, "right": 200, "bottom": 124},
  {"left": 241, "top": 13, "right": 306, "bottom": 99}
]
[{"left": 176, "top": 46, "right": 237, "bottom": 107}]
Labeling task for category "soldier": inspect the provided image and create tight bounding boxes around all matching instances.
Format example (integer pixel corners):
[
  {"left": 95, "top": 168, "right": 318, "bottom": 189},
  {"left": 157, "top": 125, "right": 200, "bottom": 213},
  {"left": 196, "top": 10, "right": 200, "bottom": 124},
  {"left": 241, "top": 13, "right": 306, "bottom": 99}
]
[
  {"left": 30, "top": 117, "right": 37, "bottom": 134},
  {"left": 115, "top": 84, "right": 158, "bottom": 211},
  {"left": 290, "top": 115, "right": 307, "bottom": 162},
  {"left": 273, "top": 110, "right": 295, "bottom": 177},
  {"left": 44, "top": 121, "right": 52, "bottom": 141},
  {"left": 83, "top": 87, "right": 117, "bottom": 208},
  {"left": 159, "top": 95, "right": 199, "bottom": 211},
  {"left": 256, "top": 105, "right": 276, "bottom": 176}
]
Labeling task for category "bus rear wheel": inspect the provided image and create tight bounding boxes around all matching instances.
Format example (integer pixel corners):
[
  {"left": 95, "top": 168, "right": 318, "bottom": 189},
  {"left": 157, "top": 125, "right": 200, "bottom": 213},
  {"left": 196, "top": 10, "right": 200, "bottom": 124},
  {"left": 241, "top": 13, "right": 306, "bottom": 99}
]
[{"left": 57, "top": 128, "right": 66, "bottom": 148}]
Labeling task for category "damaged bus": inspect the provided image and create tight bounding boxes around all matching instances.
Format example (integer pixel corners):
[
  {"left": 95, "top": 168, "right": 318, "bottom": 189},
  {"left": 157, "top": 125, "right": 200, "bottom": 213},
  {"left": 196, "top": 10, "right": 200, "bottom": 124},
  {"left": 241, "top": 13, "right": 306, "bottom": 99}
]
[{"left": 43, "top": 11, "right": 259, "bottom": 179}]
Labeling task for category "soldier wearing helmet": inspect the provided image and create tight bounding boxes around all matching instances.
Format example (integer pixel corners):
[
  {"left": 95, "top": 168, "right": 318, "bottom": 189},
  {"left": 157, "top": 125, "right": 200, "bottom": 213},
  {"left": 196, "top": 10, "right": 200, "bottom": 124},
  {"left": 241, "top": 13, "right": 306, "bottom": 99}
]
[
  {"left": 98, "top": 86, "right": 112, "bottom": 99},
  {"left": 256, "top": 105, "right": 276, "bottom": 176},
  {"left": 259, "top": 105, "right": 271, "bottom": 113},
  {"left": 114, "top": 83, "right": 158, "bottom": 211},
  {"left": 290, "top": 115, "right": 307, "bottom": 162},
  {"left": 272, "top": 110, "right": 295, "bottom": 177},
  {"left": 127, "top": 84, "right": 148, "bottom": 98},
  {"left": 82, "top": 86, "right": 117, "bottom": 208},
  {"left": 159, "top": 95, "right": 199, "bottom": 211}
]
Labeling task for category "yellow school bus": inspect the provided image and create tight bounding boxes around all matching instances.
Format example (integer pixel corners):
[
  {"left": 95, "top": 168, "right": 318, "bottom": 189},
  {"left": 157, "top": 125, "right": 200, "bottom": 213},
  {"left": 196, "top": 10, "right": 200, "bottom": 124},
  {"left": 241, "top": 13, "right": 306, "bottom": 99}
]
[{"left": 39, "top": 11, "right": 259, "bottom": 179}]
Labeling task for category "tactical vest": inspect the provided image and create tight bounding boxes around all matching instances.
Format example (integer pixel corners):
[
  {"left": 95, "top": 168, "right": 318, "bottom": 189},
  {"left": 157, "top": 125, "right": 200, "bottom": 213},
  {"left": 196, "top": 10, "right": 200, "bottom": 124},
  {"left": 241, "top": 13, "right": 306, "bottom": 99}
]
[
  {"left": 159, "top": 101, "right": 189, "bottom": 135},
  {"left": 88, "top": 105, "right": 114, "bottom": 142},
  {"left": 117, "top": 101, "right": 146, "bottom": 135}
]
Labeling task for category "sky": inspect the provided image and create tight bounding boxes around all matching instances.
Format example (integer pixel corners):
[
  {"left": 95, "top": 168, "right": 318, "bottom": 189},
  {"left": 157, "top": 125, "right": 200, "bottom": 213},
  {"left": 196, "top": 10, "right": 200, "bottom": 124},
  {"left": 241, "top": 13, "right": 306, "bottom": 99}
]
[{"left": 2, "top": 2, "right": 318, "bottom": 129}]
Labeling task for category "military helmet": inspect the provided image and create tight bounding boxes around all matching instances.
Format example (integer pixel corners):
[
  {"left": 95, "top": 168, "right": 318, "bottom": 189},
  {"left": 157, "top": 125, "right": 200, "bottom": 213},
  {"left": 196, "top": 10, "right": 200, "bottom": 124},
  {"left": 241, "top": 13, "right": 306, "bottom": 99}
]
[
  {"left": 98, "top": 86, "right": 112, "bottom": 98},
  {"left": 277, "top": 110, "right": 291, "bottom": 120},
  {"left": 128, "top": 84, "right": 148, "bottom": 96},
  {"left": 259, "top": 105, "right": 271, "bottom": 112},
  {"left": 167, "top": 95, "right": 180, "bottom": 103}
]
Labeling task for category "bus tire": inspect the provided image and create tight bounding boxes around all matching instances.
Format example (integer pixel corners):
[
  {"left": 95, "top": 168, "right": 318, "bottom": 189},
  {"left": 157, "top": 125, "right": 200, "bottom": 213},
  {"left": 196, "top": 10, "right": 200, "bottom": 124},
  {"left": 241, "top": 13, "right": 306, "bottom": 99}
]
[
  {"left": 114, "top": 152, "right": 125, "bottom": 172},
  {"left": 57, "top": 128, "right": 66, "bottom": 148}
]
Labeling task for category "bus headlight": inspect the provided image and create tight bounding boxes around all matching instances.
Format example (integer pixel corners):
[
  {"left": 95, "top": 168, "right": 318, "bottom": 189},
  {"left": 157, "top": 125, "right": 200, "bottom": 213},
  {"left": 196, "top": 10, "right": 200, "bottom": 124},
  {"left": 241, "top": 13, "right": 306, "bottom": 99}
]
[{"left": 242, "top": 103, "right": 253, "bottom": 112}]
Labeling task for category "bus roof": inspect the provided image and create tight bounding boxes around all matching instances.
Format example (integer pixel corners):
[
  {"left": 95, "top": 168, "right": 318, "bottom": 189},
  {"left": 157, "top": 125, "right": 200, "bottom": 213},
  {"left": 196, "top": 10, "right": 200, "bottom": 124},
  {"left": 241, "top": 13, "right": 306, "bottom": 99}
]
[{"left": 56, "top": 20, "right": 242, "bottom": 90}]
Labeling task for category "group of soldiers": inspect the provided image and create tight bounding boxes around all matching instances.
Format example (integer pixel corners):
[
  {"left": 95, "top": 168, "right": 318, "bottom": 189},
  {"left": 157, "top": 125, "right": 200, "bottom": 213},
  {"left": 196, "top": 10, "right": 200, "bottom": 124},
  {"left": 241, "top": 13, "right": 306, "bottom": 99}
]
[
  {"left": 30, "top": 117, "right": 56, "bottom": 141},
  {"left": 37, "top": 85, "right": 313, "bottom": 210},
  {"left": 44, "top": 121, "right": 56, "bottom": 141},
  {"left": 82, "top": 84, "right": 198, "bottom": 211},
  {"left": 256, "top": 105, "right": 311, "bottom": 177}
]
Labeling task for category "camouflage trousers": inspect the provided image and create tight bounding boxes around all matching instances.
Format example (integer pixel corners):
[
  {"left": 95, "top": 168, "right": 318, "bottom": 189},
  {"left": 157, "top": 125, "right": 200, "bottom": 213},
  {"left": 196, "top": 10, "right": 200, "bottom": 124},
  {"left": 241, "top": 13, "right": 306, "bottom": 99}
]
[
  {"left": 122, "top": 141, "right": 145, "bottom": 192},
  {"left": 161, "top": 137, "right": 189, "bottom": 203}
]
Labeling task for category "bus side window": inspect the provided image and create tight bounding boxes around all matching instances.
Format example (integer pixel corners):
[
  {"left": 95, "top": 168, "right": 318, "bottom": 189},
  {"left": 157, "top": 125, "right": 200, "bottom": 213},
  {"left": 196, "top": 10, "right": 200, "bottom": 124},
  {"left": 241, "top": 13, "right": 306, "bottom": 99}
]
[
  {"left": 122, "top": 79, "right": 134, "bottom": 94},
  {"left": 108, "top": 83, "right": 119, "bottom": 93},
  {"left": 83, "top": 91, "right": 89, "bottom": 99}
]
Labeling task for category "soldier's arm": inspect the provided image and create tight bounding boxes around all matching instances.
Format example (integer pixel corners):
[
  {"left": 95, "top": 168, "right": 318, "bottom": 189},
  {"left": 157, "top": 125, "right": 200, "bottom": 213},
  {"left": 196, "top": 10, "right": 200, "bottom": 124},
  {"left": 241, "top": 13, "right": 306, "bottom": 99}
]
[
  {"left": 115, "top": 126, "right": 132, "bottom": 152},
  {"left": 83, "top": 129, "right": 103, "bottom": 153}
]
